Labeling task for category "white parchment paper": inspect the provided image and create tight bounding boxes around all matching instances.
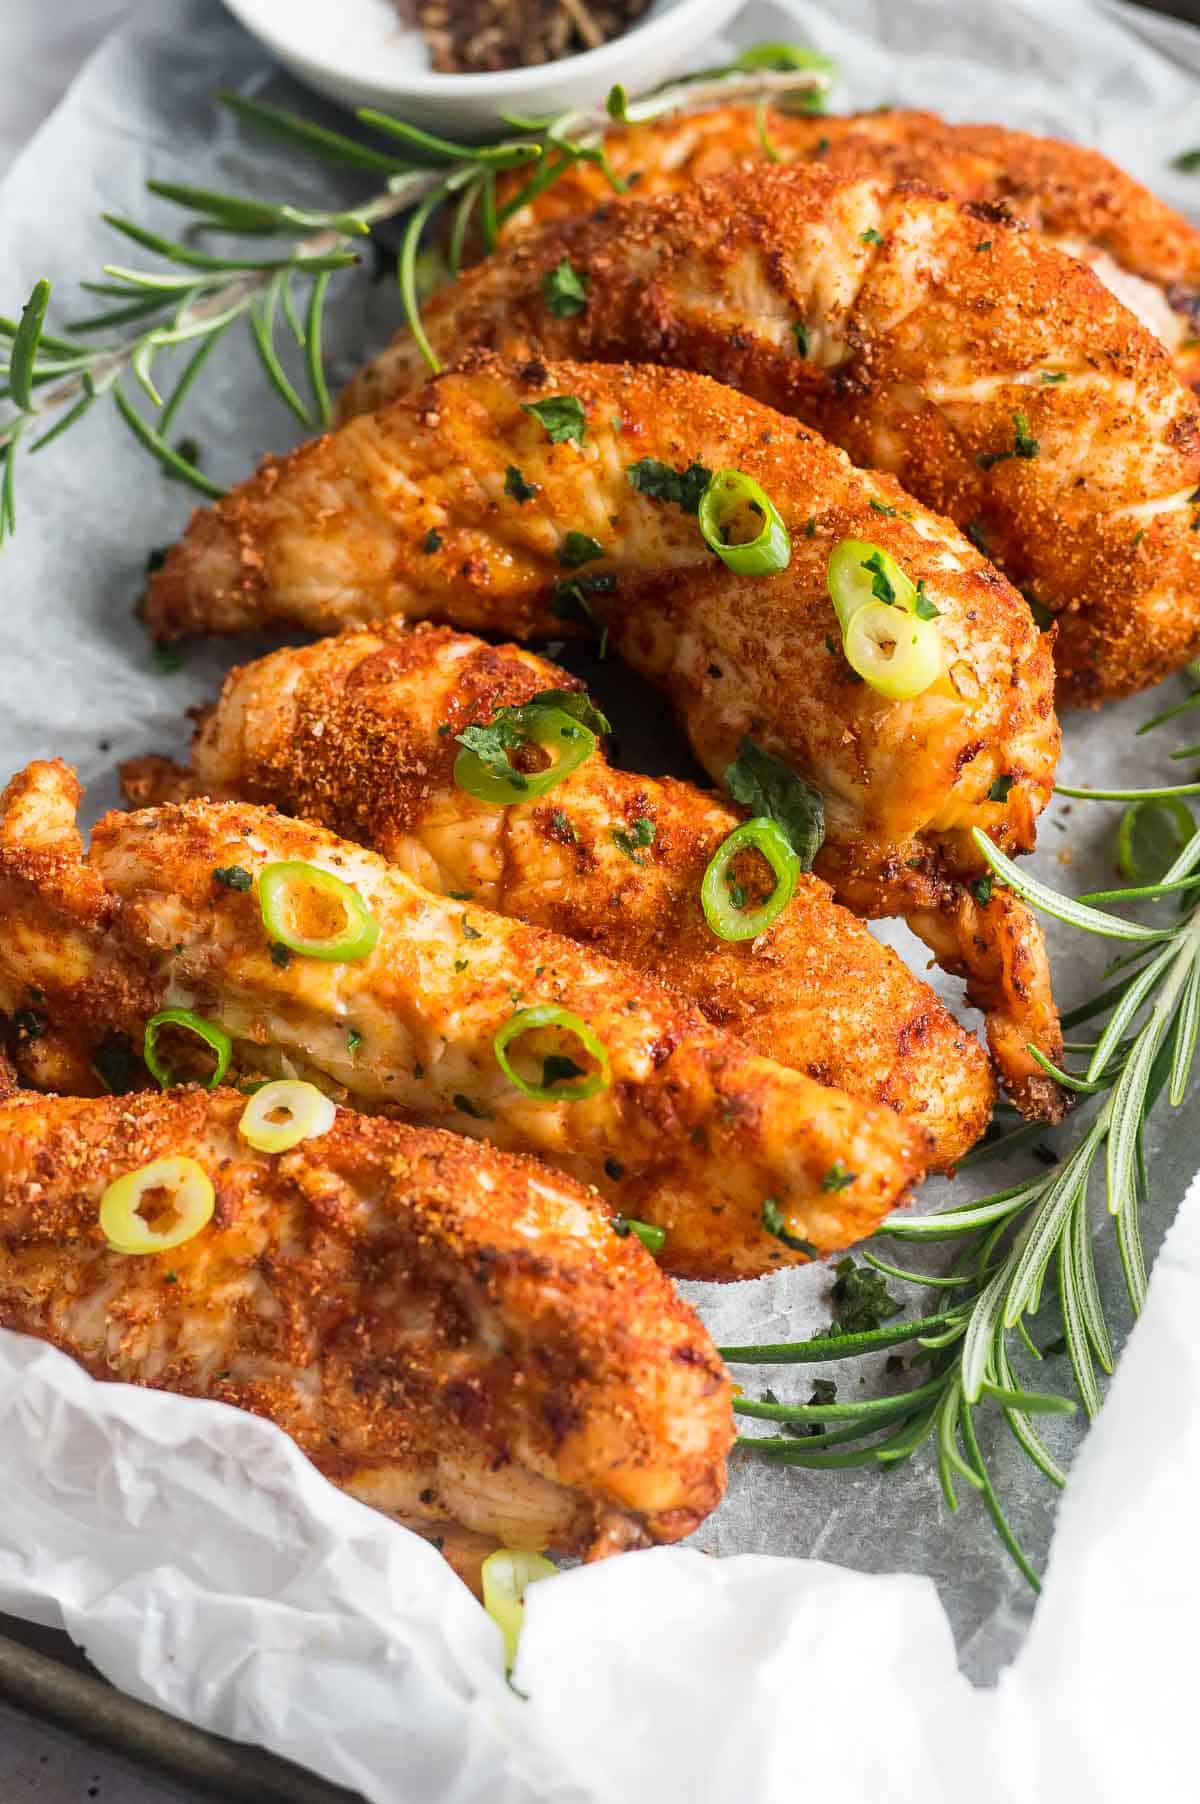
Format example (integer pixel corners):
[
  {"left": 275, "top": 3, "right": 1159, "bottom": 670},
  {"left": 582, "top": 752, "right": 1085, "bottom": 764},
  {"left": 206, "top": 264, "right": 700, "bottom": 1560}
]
[{"left": 1, "top": 1, "right": 1200, "bottom": 1797}]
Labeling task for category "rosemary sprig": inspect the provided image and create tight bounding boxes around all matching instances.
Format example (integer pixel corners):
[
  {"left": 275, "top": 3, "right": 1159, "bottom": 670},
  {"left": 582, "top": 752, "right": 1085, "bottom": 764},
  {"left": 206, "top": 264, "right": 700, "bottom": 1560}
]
[
  {"left": 729, "top": 747, "right": 1200, "bottom": 1586},
  {"left": 0, "top": 52, "right": 830, "bottom": 541}
]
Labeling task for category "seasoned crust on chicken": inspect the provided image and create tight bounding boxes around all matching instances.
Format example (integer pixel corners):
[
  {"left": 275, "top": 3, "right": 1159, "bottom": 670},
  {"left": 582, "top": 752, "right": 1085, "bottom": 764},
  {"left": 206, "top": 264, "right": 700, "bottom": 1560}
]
[
  {"left": 341, "top": 165, "right": 1200, "bottom": 704},
  {"left": 494, "top": 104, "right": 1200, "bottom": 384},
  {"left": 146, "top": 356, "right": 1063, "bottom": 1114},
  {"left": 0, "top": 1087, "right": 733, "bottom": 1556},
  {"left": 122, "top": 621, "right": 995, "bottom": 1168},
  {"left": 0, "top": 759, "right": 928, "bottom": 1280}
]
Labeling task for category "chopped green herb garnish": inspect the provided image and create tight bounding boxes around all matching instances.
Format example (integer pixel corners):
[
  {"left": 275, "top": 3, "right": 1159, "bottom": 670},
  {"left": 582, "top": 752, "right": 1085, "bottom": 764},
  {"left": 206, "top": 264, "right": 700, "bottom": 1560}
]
[
  {"left": 975, "top": 239, "right": 993, "bottom": 252},
  {"left": 461, "top": 916, "right": 483, "bottom": 940},
  {"left": 1027, "top": 596, "right": 1055, "bottom": 630},
  {"left": 761, "top": 1196, "right": 819, "bottom": 1256},
  {"left": 860, "top": 227, "right": 884, "bottom": 246},
  {"left": 269, "top": 942, "right": 292, "bottom": 968},
  {"left": 724, "top": 737, "right": 825, "bottom": 870},
  {"left": 1040, "top": 371, "right": 1067, "bottom": 384},
  {"left": 347, "top": 1028, "right": 363, "bottom": 1053},
  {"left": 153, "top": 643, "right": 186, "bottom": 674},
  {"left": 869, "top": 498, "right": 897, "bottom": 517},
  {"left": 541, "top": 258, "right": 590, "bottom": 318},
  {"left": 550, "top": 808, "right": 578, "bottom": 840},
  {"left": 862, "top": 549, "right": 897, "bottom": 605},
  {"left": 423, "top": 528, "right": 443, "bottom": 553},
  {"left": 988, "top": 774, "right": 1016, "bottom": 803},
  {"left": 791, "top": 320, "right": 809, "bottom": 356},
  {"left": 541, "top": 1052, "right": 587, "bottom": 1088},
  {"left": 821, "top": 1161, "right": 857, "bottom": 1193},
  {"left": 979, "top": 410, "right": 1040, "bottom": 469},
  {"left": 558, "top": 530, "right": 605, "bottom": 568},
  {"left": 504, "top": 465, "right": 538, "bottom": 503},
  {"left": 453, "top": 1092, "right": 491, "bottom": 1119},
  {"left": 804, "top": 516, "right": 817, "bottom": 537},
  {"left": 522, "top": 395, "right": 586, "bottom": 444},
  {"left": 913, "top": 580, "right": 941, "bottom": 620},
  {"left": 612, "top": 817, "right": 656, "bottom": 861},
  {"left": 826, "top": 1257, "right": 902, "bottom": 1336},
  {"left": 604, "top": 1156, "right": 624, "bottom": 1180},
  {"left": 1172, "top": 148, "right": 1200, "bottom": 172},
  {"left": 972, "top": 874, "right": 994, "bottom": 907},
  {"left": 213, "top": 865, "right": 253, "bottom": 892},
  {"left": 454, "top": 957, "right": 469, "bottom": 972},
  {"left": 625, "top": 458, "right": 712, "bottom": 514}
]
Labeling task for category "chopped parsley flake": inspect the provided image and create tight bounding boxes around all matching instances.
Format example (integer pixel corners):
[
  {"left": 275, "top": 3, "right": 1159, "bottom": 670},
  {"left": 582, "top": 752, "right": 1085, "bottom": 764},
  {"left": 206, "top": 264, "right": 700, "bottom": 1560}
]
[
  {"left": 453, "top": 957, "right": 469, "bottom": 972},
  {"left": 912, "top": 580, "right": 941, "bottom": 621},
  {"left": 541, "top": 1052, "right": 586, "bottom": 1087},
  {"left": 862, "top": 549, "right": 897, "bottom": 605},
  {"left": 860, "top": 227, "right": 885, "bottom": 246},
  {"left": 821, "top": 1161, "right": 857, "bottom": 1193},
  {"left": 461, "top": 917, "right": 483, "bottom": 940},
  {"left": 972, "top": 874, "right": 994, "bottom": 907},
  {"left": 541, "top": 258, "right": 590, "bottom": 318},
  {"left": 522, "top": 394, "right": 587, "bottom": 444},
  {"left": 761, "top": 1196, "right": 819, "bottom": 1256},
  {"left": 213, "top": 865, "right": 252, "bottom": 892},
  {"left": 558, "top": 530, "right": 605, "bottom": 568},
  {"left": 504, "top": 465, "right": 539, "bottom": 503},
  {"left": 826, "top": 1258, "right": 903, "bottom": 1336},
  {"left": 988, "top": 774, "right": 1016, "bottom": 803},
  {"left": 604, "top": 1156, "right": 625, "bottom": 1180},
  {"left": 153, "top": 644, "right": 186, "bottom": 675},
  {"left": 612, "top": 817, "right": 656, "bottom": 862},
  {"left": 1040, "top": 370, "right": 1067, "bottom": 384},
  {"left": 791, "top": 320, "right": 810, "bottom": 357},
  {"left": 423, "top": 528, "right": 443, "bottom": 553},
  {"left": 869, "top": 498, "right": 897, "bottom": 517},
  {"left": 724, "top": 737, "right": 825, "bottom": 870},
  {"left": 975, "top": 239, "right": 993, "bottom": 252},
  {"left": 550, "top": 808, "right": 578, "bottom": 841},
  {"left": 269, "top": 942, "right": 292, "bottom": 969},
  {"left": 979, "top": 410, "right": 1040, "bottom": 469},
  {"left": 453, "top": 1092, "right": 491, "bottom": 1120},
  {"left": 625, "top": 458, "right": 712, "bottom": 514},
  {"left": 347, "top": 1029, "right": 363, "bottom": 1053}
]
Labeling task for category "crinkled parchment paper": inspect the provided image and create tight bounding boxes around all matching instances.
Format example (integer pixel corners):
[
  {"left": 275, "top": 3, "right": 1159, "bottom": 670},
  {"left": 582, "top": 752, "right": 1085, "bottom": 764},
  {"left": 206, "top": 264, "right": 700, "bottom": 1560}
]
[{"left": 1, "top": 1, "right": 1199, "bottom": 1797}]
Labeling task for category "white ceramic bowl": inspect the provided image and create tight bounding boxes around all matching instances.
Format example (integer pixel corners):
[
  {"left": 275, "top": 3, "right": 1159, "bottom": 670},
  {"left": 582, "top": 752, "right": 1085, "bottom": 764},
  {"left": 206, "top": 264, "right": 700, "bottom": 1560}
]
[{"left": 221, "top": 0, "right": 745, "bottom": 134}]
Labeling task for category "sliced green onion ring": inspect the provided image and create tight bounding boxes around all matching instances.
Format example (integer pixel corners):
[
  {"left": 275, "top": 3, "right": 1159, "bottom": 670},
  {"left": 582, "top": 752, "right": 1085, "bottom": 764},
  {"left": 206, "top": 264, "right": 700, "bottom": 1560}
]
[
  {"left": 99, "top": 1155, "right": 215, "bottom": 1255},
  {"left": 481, "top": 1548, "right": 557, "bottom": 1671},
  {"left": 493, "top": 1003, "right": 612, "bottom": 1101},
  {"left": 258, "top": 861, "right": 380, "bottom": 962},
  {"left": 239, "top": 1078, "right": 337, "bottom": 1153},
  {"left": 827, "top": 537, "right": 917, "bottom": 630},
  {"left": 454, "top": 705, "right": 596, "bottom": 806},
  {"left": 701, "top": 817, "right": 799, "bottom": 942},
  {"left": 698, "top": 469, "right": 791, "bottom": 575},
  {"left": 614, "top": 1216, "right": 667, "bottom": 1256},
  {"left": 1116, "top": 796, "right": 1195, "bottom": 883},
  {"left": 842, "top": 600, "right": 943, "bottom": 700},
  {"left": 143, "top": 1007, "right": 232, "bottom": 1091}
]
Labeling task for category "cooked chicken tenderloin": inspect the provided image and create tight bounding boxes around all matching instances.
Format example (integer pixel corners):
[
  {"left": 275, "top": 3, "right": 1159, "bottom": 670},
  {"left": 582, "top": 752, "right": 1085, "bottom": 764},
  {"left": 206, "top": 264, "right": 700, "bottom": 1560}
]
[
  {"left": 147, "top": 356, "right": 1063, "bottom": 1114},
  {"left": 122, "top": 620, "right": 996, "bottom": 1168},
  {"left": 0, "top": 759, "right": 927, "bottom": 1279},
  {"left": 340, "top": 165, "right": 1200, "bottom": 703},
  {"left": 491, "top": 104, "right": 1200, "bottom": 387},
  {"left": 0, "top": 1087, "right": 733, "bottom": 1556}
]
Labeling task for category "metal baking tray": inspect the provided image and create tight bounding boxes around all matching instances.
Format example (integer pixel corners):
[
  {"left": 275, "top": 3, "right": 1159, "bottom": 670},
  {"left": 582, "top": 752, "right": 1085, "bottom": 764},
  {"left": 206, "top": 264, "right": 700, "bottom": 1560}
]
[{"left": 0, "top": 1614, "right": 357, "bottom": 1802}]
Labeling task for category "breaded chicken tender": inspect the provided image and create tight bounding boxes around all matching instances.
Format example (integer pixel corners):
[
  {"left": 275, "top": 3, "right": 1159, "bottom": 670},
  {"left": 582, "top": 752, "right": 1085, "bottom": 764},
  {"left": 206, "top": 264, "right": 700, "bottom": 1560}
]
[
  {"left": 341, "top": 165, "right": 1200, "bottom": 703},
  {"left": 0, "top": 758, "right": 928, "bottom": 1279},
  {"left": 146, "top": 356, "right": 1063, "bottom": 1113},
  {"left": 0, "top": 1087, "right": 733, "bottom": 1557},
  {"left": 122, "top": 621, "right": 995, "bottom": 1167},
  {"left": 494, "top": 104, "right": 1200, "bottom": 386}
]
